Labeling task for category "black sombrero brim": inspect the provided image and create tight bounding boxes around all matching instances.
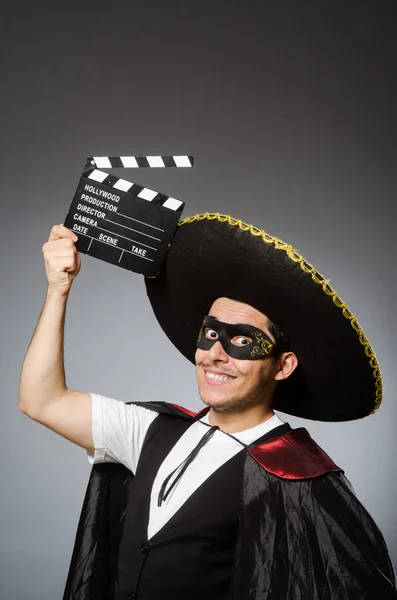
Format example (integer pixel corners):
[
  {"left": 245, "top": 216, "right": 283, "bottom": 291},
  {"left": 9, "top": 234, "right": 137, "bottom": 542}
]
[{"left": 145, "top": 213, "right": 382, "bottom": 422}]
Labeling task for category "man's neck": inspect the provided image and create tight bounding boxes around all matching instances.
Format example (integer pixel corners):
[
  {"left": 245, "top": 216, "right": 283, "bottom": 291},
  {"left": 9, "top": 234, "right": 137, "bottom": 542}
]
[{"left": 207, "top": 406, "right": 275, "bottom": 434}]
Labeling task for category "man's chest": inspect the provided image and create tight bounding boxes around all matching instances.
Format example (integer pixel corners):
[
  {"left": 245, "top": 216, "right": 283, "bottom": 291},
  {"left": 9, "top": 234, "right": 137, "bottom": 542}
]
[{"left": 132, "top": 416, "right": 246, "bottom": 539}]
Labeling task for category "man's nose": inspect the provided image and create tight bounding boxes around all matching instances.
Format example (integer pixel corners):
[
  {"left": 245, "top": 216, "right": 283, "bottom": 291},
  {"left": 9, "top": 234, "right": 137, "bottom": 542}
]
[{"left": 207, "top": 340, "right": 229, "bottom": 362}]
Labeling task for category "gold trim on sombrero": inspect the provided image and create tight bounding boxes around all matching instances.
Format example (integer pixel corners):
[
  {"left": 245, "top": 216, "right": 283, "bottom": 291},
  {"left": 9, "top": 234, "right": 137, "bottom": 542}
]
[{"left": 178, "top": 212, "right": 382, "bottom": 415}]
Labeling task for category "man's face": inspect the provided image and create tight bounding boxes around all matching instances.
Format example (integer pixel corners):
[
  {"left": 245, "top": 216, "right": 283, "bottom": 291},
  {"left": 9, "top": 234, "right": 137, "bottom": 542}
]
[{"left": 195, "top": 297, "right": 279, "bottom": 414}]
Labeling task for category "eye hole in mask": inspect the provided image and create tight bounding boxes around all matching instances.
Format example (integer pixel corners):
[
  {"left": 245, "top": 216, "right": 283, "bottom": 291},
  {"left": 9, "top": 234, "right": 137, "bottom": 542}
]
[{"left": 197, "top": 316, "right": 275, "bottom": 360}]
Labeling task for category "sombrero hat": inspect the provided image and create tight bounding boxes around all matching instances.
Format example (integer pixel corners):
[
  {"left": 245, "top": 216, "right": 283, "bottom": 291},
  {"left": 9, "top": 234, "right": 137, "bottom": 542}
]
[{"left": 145, "top": 213, "right": 382, "bottom": 422}]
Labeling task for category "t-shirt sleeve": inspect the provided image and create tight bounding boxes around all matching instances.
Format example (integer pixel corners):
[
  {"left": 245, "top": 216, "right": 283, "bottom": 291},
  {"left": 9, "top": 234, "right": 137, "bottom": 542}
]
[{"left": 87, "top": 393, "right": 158, "bottom": 474}]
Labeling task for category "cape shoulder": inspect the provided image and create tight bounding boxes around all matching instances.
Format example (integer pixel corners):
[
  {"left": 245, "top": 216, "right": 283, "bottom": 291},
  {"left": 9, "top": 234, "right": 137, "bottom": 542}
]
[{"left": 248, "top": 427, "right": 343, "bottom": 480}]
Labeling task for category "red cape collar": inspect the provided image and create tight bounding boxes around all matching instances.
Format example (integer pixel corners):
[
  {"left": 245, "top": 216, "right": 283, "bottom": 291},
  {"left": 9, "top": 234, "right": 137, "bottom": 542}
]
[{"left": 249, "top": 428, "right": 342, "bottom": 480}]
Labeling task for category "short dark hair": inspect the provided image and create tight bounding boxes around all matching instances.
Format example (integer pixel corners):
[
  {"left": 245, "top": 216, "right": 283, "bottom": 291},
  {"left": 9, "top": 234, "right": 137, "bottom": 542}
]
[{"left": 268, "top": 319, "right": 291, "bottom": 357}]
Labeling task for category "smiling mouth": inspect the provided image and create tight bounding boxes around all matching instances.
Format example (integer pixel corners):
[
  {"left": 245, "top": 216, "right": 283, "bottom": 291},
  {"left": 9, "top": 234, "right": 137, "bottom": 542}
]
[{"left": 204, "top": 370, "right": 237, "bottom": 385}]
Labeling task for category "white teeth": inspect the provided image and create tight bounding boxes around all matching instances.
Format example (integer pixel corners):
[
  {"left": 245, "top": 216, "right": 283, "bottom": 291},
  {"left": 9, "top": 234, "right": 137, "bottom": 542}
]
[{"left": 205, "top": 371, "right": 234, "bottom": 382}]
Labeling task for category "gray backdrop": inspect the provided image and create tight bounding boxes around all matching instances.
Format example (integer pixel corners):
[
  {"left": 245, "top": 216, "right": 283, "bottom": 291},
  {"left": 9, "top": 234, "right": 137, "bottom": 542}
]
[{"left": 1, "top": 1, "right": 396, "bottom": 598}]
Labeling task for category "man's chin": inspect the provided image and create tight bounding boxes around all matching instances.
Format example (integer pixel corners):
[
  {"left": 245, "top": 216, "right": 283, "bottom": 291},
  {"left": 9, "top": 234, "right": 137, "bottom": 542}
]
[{"left": 199, "top": 391, "right": 247, "bottom": 414}]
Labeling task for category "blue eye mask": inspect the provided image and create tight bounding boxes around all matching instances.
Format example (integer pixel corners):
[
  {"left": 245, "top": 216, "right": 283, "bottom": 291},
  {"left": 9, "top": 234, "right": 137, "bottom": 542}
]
[{"left": 197, "top": 316, "right": 275, "bottom": 360}]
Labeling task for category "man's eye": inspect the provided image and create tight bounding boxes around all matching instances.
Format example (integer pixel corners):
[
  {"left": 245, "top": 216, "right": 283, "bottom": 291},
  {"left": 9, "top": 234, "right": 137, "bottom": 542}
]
[
  {"left": 204, "top": 328, "right": 218, "bottom": 340},
  {"left": 233, "top": 336, "right": 252, "bottom": 346}
]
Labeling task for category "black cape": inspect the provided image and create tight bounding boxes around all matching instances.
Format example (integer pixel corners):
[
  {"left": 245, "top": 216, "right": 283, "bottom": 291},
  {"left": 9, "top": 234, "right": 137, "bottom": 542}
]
[{"left": 63, "top": 402, "right": 397, "bottom": 600}]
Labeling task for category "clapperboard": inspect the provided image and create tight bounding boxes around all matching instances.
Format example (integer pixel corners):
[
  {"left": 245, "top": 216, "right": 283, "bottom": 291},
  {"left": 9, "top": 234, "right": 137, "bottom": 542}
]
[{"left": 64, "top": 155, "right": 194, "bottom": 277}]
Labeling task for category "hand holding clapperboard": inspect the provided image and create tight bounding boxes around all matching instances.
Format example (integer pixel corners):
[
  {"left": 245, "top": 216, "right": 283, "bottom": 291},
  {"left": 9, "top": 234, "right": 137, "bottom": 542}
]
[{"left": 64, "top": 155, "right": 194, "bottom": 277}]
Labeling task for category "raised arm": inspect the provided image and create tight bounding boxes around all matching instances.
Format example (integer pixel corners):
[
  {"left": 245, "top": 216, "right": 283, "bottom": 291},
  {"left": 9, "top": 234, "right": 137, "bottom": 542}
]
[{"left": 19, "top": 224, "right": 93, "bottom": 451}]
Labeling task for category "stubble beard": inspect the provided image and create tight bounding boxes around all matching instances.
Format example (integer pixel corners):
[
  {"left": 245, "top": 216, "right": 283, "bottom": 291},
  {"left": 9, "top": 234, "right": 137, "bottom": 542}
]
[{"left": 199, "top": 371, "right": 274, "bottom": 415}]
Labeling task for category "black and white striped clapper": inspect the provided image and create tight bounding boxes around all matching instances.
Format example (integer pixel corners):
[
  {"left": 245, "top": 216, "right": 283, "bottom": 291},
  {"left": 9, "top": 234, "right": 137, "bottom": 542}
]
[{"left": 64, "top": 155, "right": 194, "bottom": 277}]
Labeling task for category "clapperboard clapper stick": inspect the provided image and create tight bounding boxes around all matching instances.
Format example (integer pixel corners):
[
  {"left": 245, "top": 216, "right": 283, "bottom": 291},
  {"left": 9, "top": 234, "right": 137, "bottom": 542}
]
[{"left": 63, "top": 155, "right": 194, "bottom": 277}]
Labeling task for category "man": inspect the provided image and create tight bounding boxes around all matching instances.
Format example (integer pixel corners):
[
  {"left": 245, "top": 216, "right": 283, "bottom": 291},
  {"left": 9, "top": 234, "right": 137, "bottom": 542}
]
[{"left": 20, "top": 216, "right": 396, "bottom": 599}]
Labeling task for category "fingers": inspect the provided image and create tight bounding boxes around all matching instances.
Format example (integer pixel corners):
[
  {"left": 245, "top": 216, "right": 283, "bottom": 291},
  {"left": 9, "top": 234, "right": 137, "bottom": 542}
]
[
  {"left": 48, "top": 224, "right": 78, "bottom": 243},
  {"left": 51, "top": 256, "right": 78, "bottom": 273},
  {"left": 42, "top": 238, "right": 77, "bottom": 254},
  {"left": 43, "top": 225, "right": 82, "bottom": 292},
  {"left": 43, "top": 225, "right": 78, "bottom": 264},
  {"left": 42, "top": 236, "right": 77, "bottom": 261}
]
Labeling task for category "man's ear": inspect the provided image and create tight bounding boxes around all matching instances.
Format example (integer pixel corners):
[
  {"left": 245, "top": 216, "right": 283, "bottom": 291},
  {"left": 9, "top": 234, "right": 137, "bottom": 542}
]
[{"left": 274, "top": 352, "right": 299, "bottom": 381}]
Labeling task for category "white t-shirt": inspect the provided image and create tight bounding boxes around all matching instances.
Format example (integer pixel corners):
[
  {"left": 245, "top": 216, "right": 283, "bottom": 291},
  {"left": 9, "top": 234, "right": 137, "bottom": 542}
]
[{"left": 88, "top": 393, "right": 285, "bottom": 539}]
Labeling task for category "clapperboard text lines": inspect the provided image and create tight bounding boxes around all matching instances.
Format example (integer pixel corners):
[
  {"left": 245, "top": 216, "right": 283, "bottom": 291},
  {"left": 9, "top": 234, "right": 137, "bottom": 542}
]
[
  {"left": 77, "top": 188, "right": 164, "bottom": 233},
  {"left": 75, "top": 231, "right": 154, "bottom": 262},
  {"left": 96, "top": 225, "right": 158, "bottom": 251},
  {"left": 104, "top": 217, "right": 162, "bottom": 242},
  {"left": 71, "top": 187, "right": 163, "bottom": 259},
  {"left": 116, "top": 213, "right": 165, "bottom": 233}
]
